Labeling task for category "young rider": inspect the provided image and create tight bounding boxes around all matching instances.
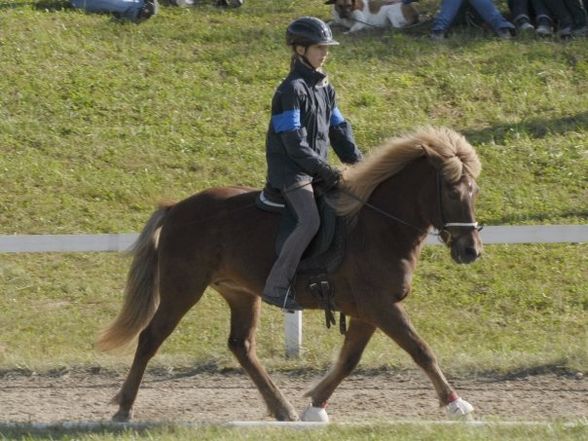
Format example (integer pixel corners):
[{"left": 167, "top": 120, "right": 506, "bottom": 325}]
[{"left": 262, "top": 16, "right": 363, "bottom": 310}]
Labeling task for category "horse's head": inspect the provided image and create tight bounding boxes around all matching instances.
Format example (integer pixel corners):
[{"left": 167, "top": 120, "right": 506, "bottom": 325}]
[
  {"left": 422, "top": 143, "right": 483, "bottom": 264},
  {"left": 435, "top": 173, "right": 483, "bottom": 264}
]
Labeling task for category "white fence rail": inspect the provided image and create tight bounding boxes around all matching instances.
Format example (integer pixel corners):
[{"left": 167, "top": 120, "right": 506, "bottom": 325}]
[
  {"left": 1, "top": 225, "right": 586, "bottom": 358},
  {"left": 0, "top": 225, "right": 587, "bottom": 253}
]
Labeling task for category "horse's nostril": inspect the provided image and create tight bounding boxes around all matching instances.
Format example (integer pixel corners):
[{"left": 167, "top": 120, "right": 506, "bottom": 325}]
[{"left": 465, "top": 247, "right": 479, "bottom": 259}]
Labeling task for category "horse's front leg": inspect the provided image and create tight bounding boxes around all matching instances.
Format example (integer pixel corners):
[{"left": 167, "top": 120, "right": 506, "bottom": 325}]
[
  {"left": 374, "top": 302, "right": 474, "bottom": 419},
  {"left": 223, "top": 289, "right": 299, "bottom": 421},
  {"left": 301, "top": 318, "right": 376, "bottom": 422}
]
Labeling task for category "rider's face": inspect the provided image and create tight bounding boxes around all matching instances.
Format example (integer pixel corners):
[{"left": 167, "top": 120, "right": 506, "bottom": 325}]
[{"left": 297, "top": 44, "right": 329, "bottom": 69}]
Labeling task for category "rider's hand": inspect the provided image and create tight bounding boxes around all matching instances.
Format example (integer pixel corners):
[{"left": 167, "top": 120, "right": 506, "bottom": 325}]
[{"left": 321, "top": 166, "right": 342, "bottom": 191}]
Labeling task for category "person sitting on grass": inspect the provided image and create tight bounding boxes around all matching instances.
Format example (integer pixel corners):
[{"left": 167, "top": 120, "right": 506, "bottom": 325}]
[
  {"left": 542, "top": 0, "right": 588, "bottom": 38},
  {"left": 508, "top": 0, "right": 555, "bottom": 36},
  {"left": 430, "top": 0, "right": 515, "bottom": 40},
  {"left": 70, "top": 0, "right": 158, "bottom": 23}
]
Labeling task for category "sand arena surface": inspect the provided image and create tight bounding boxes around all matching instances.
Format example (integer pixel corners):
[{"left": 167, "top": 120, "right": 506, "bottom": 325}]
[{"left": 1, "top": 367, "right": 586, "bottom": 424}]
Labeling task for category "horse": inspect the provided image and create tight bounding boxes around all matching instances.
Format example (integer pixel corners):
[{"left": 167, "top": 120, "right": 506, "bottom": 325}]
[{"left": 97, "top": 126, "right": 483, "bottom": 422}]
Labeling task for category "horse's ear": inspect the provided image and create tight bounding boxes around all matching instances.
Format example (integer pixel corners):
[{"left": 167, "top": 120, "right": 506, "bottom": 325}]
[{"left": 325, "top": 0, "right": 336, "bottom": 4}]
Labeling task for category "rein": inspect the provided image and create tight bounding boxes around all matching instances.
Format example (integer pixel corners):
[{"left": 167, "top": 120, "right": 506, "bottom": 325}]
[
  {"left": 338, "top": 171, "right": 482, "bottom": 242},
  {"left": 339, "top": 187, "right": 431, "bottom": 235}
]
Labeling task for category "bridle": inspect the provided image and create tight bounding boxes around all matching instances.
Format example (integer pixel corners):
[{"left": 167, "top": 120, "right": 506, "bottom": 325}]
[
  {"left": 435, "top": 172, "right": 483, "bottom": 246},
  {"left": 338, "top": 170, "right": 482, "bottom": 245}
]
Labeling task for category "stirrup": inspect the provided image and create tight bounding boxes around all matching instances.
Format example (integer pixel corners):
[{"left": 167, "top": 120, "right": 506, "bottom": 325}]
[{"left": 261, "top": 290, "right": 302, "bottom": 311}]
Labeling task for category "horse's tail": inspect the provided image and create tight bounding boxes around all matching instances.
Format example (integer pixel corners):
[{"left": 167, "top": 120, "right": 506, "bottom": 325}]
[{"left": 97, "top": 202, "right": 174, "bottom": 352}]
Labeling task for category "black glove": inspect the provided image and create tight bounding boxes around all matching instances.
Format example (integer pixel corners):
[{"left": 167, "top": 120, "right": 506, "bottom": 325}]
[{"left": 320, "top": 165, "right": 342, "bottom": 191}]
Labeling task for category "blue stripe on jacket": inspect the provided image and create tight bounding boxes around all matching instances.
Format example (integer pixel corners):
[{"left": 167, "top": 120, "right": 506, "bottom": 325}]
[
  {"left": 272, "top": 109, "right": 301, "bottom": 133},
  {"left": 330, "top": 107, "right": 345, "bottom": 126}
]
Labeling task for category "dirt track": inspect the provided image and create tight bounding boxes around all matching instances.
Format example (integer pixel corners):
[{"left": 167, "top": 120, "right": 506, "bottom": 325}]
[{"left": 1, "top": 367, "right": 586, "bottom": 424}]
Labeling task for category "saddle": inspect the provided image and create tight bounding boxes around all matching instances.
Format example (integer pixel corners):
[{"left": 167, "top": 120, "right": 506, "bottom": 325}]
[
  {"left": 255, "top": 184, "right": 347, "bottom": 333},
  {"left": 255, "top": 184, "right": 346, "bottom": 274}
]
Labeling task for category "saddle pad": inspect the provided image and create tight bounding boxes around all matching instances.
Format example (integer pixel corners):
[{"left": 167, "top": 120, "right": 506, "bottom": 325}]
[{"left": 255, "top": 188, "right": 346, "bottom": 274}]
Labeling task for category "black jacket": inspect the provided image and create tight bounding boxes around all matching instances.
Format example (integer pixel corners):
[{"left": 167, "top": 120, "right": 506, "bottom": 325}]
[{"left": 265, "top": 58, "right": 363, "bottom": 190}]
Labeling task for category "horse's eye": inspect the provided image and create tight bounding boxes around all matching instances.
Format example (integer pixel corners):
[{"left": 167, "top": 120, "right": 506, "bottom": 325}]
[{"left": 446, "top": 186, "right": 460, "bottom": 200}]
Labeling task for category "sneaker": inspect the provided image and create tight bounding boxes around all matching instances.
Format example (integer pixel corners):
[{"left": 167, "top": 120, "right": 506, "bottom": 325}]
[
  {"left": 136, "top": 0, "right": 158, "bottom": 22},
  {"left": 515, "top": 18, "right": 534, "bottom": 34},
  {"left": 170, "top": 0, "right": 195, "bottom": 7},
  {"left": 262, "top": 287, "right": 302, "bottom": 311},
  {"left": 571, "top": 26, "right": 588, "bottom": 37},
  {"left": 535, "top": 22, "right": 553, "bottom": 37},
  {"left": 496, "top": 28, "right": 513, "bottom": 39},
  {"left": 430, "top": 30, "right": 446, "bottom": 41},
  {"left": 558, "top": 26, "right": 573, "bottom": 39},
  {"left": 216, "top": 0, "right": 244, "bottom": 7}
]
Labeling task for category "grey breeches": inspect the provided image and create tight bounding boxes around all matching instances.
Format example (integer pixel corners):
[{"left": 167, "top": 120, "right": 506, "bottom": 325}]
[{"left": 263, "top": 183, "right": 320, "bottom": 296}]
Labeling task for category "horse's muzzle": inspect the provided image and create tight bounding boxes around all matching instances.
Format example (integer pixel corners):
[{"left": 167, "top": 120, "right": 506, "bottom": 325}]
[{"left": 450, "top": 232, "right": 483, "bottom": 264}]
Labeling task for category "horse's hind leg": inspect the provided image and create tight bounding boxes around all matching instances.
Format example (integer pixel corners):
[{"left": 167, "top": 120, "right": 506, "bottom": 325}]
[
  {"left": 374, "top": 302, "right": 471, "bottom": 416},
  {"left": 223, "top": 289, "right": 299, "bottom": 421},
  {"left": 112, "top": 280, "right": 207, "bottom": 422},
  {"left": 303, "top": 318, "right": 375, "bottom": 415}
]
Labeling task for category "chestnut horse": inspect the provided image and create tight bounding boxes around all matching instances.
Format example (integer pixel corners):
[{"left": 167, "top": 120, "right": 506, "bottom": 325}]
[{"left": 98, "top": 126, "right": 483, "bottom": 422}]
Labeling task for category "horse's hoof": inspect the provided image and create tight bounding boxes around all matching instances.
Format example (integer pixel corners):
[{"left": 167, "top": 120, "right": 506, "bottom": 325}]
[
  {"left": 112, "top": 409, "right": 132, "bottom": 422},
  {"left": 300, "top": 405, "right": 329, "bottom": 423},
  {"left": 446, "top": 397, "right": 474, "bottom": 420}
]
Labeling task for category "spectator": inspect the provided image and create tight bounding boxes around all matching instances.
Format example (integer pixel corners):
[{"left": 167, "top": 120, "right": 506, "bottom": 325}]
[
  {"left": 71, "top": 0, "right": 158, "bottom": 22},
  {"left": 169, "top": 0, "right": 243, "bottom": 6},
  {"left": 431, "top": 0, "right": 515, "bottom": 40},
  {"left": 542, "top": 0, "right": 588, "bottom": 37},
  {"left": 215, "top": 0, "right": 243, "bottom": 6},
  {"left": 508, "top": 0, "right": 554, "bottom": 36}
]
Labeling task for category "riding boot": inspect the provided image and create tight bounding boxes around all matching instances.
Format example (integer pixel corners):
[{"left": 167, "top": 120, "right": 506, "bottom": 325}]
[{"left": 262, "top": 286, "right": 302, "bottom": 311}]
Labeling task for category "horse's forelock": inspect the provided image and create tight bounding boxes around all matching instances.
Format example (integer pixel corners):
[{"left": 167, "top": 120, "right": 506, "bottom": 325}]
[
  {"left": 414, "top": 126, "right": 481, "bottom": 182},
  {"left": 333, "top": 126, "right": 480, "bottom": 216}
]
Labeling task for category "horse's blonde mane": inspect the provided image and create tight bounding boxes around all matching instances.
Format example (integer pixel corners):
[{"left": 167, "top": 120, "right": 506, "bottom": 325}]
[{"left": 332, "top": 126, "right": 481, "bottom": 217}]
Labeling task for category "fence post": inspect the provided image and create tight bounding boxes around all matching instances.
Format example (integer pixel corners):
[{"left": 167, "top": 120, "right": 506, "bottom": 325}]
[{"left": 284, "top": 311, "right": 302, "bottom": 358}]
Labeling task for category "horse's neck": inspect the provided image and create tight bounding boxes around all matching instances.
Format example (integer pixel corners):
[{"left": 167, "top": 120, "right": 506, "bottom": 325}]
[{"left": 360, "top": 159, "right": 436, "bottom": 250}]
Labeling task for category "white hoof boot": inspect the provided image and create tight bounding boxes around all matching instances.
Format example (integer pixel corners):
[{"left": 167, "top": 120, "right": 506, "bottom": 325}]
[
  {"left": 300, "top": 405, "right": 329, "bottom": 423},
  {"left": 446, "top": 397, "right": 474, "bottom": 420}
]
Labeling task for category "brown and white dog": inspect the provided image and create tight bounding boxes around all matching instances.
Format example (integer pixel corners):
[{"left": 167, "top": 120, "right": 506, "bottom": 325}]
[{"left": 325, "top": 0, "right": 419, "bottom": 33}]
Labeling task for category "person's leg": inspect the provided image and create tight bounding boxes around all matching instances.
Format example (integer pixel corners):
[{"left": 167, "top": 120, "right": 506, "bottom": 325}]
[
  {"left": 71, "top": 0, "right": 144, "bottom": 20},
  {"left": 263, "top": 183, "right": 320, "bottom": 308},
  {"left": 510, "top": 0, "right": 530, "bottom": 23},
  {"left": 532, "top": 0, "right": 554, "bottom": 35},
  {"left": 511, "top": 0, "right": 535, "bottom": 31},
  {"left": 432, "top": 0, "right": 467, "bottom": 33},
  {"left": 563, "top": 0, "right": 587, "bottom": 28},
  {"left": 543, "top": 0, "right": 574, "bottom": 30},
  {"left": 466, "top": 0, "right": 515, "bottom": 32}
]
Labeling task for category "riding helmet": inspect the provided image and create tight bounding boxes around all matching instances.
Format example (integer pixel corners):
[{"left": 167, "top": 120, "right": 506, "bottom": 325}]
[{"left": 286, "top": 16, "right": 339, "bottom": 47}]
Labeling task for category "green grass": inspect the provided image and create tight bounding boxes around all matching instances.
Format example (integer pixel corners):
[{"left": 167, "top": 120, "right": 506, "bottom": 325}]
[
  {"left": 2, "top": 422, "right": 587, "bottom": 441},
  {"left": 0, "top": 0, "right": 586, "bottom": 376},
  {"left": 1, "top": 243, "right": 585, "bottom": 372},
  {"left": 0, "top": 1, "right": 586, "bottom": 234}
]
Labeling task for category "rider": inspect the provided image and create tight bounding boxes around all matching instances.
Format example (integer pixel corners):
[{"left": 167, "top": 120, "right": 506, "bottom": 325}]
[{"left": 262, "top": 16, "right": 363, "bottom": 310}]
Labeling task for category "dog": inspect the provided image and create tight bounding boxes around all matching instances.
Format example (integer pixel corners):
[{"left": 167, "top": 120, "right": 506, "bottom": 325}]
[{"left": 325, "top": 0, "right": 419, "bottom": 33}]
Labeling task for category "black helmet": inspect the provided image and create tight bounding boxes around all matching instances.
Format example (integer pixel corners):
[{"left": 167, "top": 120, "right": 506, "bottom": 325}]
[{"left": 286, "top": 16, "right": 339, "bottom": 47}]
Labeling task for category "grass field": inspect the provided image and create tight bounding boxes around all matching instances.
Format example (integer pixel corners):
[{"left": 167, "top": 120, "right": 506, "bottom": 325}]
[
  {"left": 0, "top": 0, "right": 587, "bottom": 438},
  {"left": 2, "top": 422, "right": 587, "bottom": 441}
]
